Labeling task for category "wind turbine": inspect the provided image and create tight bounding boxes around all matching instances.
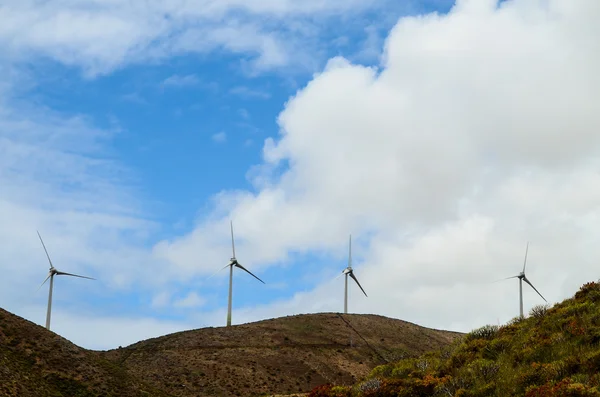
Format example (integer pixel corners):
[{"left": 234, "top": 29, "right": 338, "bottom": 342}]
[
  {"left": 338, "top": 235, "right": 367, "bottom": 314},
  {"left": 215, "top": 221, "right": 265, "bottom": 327},
  {"left": 502, "top": 242, "right": 546, "bottom": 318},
  {"left": 36, "top": 231, "right": 95, "bottom": 330}
]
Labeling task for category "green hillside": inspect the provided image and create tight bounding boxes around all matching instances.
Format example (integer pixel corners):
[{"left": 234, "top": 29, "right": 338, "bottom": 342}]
[{"left": 309, "top": 281, "right": 600, "bottom": 397}]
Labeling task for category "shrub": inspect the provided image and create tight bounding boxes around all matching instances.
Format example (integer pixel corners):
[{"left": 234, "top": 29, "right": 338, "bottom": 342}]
[
  {"left": 329, "top": 385, "right": 352, "bottom": 397},
  {"left": 483, "top": 336, "right": 511, "bottom": 360},
  {"left": 468, "top": 359, "right": 500, "bottom": 382},
  {"left": 390, "top": 361, "right": 415, "bottom": 379},
  {"left": 525, "top": 378, "right": 600, "bottom": 397},
  {"left": 466, "top": 325, "right": 499, "bottom": 342},
  {"left": 508, "top": 316, "right": 526, "bottom": 326},
  {"left": 531, "top": 304, "right": 550, "bottom": 319},
  {"left": 582, "top": 350, "right": 600, "bottom": 372},
  {"left": 575, "top": 282, "right": 600, "bottom": 301},
  {"left": 357, "top": 378, "right": 382, "bottom": 394},
  {"left": 369, "top": 364, "right": 393, "bottom": 378},
  {"left": 435, "top": 374, "right": 473, "bottom": 397},
  {"left": 308, "top": 384, "right": 332, "bottom": 397},
  {"left": 415, "top": 357, "right": 440, "bottom": 373}
]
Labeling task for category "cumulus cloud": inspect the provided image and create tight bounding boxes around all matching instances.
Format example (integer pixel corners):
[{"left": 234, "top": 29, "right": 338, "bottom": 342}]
[{"left": 155, "top": 0, "right": 600, "bottom": 332}]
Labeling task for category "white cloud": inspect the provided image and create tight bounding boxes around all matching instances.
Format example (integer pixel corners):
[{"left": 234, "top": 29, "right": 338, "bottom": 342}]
[
  {"left": 173, "top": 292, "right": 206, "bottom": 308},
  {"left": 161, "top": 74, "right": 200, "bottom": 88},
  {"left": 121, "top": 92, "right": 148, "bottom": 104},
  {"left": 212, "top": 131, "right": 227, "bottom": 143},
  {"left": 151, "top": 291, "right": 171, "bottom": 308},
  {"left": 16, "top": 305, "right": 195, "bottom": 350},
  {"left": 229, "top": 86, "right": 272, "bottom": 99},
  {"left": 0, "top": 0, "right": 386, "bottom": 76},
  {"left": 155, "top": 0, "right": 600, "bottom": 333},
  {"left": 238, "top": 108, "right": 250, "bottom": 119}
]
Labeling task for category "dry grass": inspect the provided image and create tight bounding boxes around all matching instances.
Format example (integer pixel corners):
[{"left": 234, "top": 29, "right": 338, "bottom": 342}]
[{"left": 0, "top": 310, "right": 461, "bottom": 396}]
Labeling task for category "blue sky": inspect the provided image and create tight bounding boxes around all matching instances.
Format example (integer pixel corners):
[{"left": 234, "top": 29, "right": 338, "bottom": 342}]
[{"left": 1, "top": 0, "right": 600, "bottom": 350}]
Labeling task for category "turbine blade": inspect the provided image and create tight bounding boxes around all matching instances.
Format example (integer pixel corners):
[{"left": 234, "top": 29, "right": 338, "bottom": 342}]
[
  {"left": 206, "top": 263, "right": 231, "bottom": 281},
  {"left": 493, "top": 275, "right": 520, "bottom": 283},
  {"left": 235, "top": 263, "right": 265, "bottom": 284},
  {"left": 522, "top": 241, "right": 529, "bottom": 273},
  {"left": 334, "top": 271, "right": 345, "bottom": 280},
  {"left": 230, "top": 220, "right": 236, "bottom": 258},
  {"left": 37, "top": 273, "right": 52, "bottom": 291},
  {"left": 523, "top": 276, "right": 547, "bottom": 302},
  {"left": 349, "top": 272, "right": 367, "bottom": 297},
  {"left": 37, "top": 231, "right": 54, "bottom": 269},
  {"left": 55, "top": 271, "right": 95, "bottom": 280}
]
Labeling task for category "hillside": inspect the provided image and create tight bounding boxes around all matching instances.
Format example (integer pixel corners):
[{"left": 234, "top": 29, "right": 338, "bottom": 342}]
[
  {"left": 310, "top": 281, "right": 600, "bottom": 397},
  {"left": 0, "top": 310, "right": 461, "bottom": 396},
  {"left": 0, "top": 308, "right": 168, "bottom": 397}
]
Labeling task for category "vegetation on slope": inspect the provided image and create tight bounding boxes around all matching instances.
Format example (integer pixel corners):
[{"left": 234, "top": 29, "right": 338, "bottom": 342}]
[{"left": 308, "top": 281, "right": 600, "bottom": 397}]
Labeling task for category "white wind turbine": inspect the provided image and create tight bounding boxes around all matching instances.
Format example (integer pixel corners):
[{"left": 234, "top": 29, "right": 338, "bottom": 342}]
[
  {"left": 501, "top": 242, "right": 546, "bottom": 318},
  {"left": 338, "top": 235, "right": 367, "bottom": 314},
  {"left": 210, "top": 221, "right": 265, "bottom": 327},
  {"left": 37, "top": 231, "right": 95, "bottom": 330}
]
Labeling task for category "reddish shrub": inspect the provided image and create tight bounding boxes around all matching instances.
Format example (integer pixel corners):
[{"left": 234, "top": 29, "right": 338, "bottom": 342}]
[{"left": 309, "top": 384, "right": 333, "bottom": 397}]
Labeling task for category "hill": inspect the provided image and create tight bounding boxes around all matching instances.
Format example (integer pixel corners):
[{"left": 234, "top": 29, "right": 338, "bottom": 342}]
[
  {"left": 0, "top": 310, "right": 461, "bottom": 396},
  {"left": 0, "top": 308, "right": 168, "bottom": 397},
  {"left": 310, "top": 281, "right": 600, "bottom": 397}
]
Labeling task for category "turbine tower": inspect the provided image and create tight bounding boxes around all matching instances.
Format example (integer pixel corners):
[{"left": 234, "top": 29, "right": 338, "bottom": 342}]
[
  {"left": 503, "top": 242, "right": 546, "bottom": 318},
  {"left": 220, "top": 221, "right": 264, "bottom": 327},
  {"left": 339, "top": 235, "right": 367, "bottom": 314},
  {"left": 37, "top": 231, "right": 95, "bottom": 330}
]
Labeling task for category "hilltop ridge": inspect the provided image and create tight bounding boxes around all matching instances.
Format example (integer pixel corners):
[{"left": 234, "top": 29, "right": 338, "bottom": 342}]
[{"left": 0, "top": 309, "right": 461, "bottom": 396}]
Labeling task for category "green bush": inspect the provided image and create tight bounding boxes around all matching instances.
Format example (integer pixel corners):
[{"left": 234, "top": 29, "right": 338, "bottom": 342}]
[
  {"left": 531, "top": 304, "right": 550, "bottom": 319},
  {"left": 465, "top": 325, "right": 499, "bottom": 342}
]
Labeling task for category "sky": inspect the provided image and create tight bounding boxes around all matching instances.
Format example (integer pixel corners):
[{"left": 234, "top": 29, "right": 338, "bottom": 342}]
[{"left": 1, "top": 0, "right": 599, "bottom": 350}]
